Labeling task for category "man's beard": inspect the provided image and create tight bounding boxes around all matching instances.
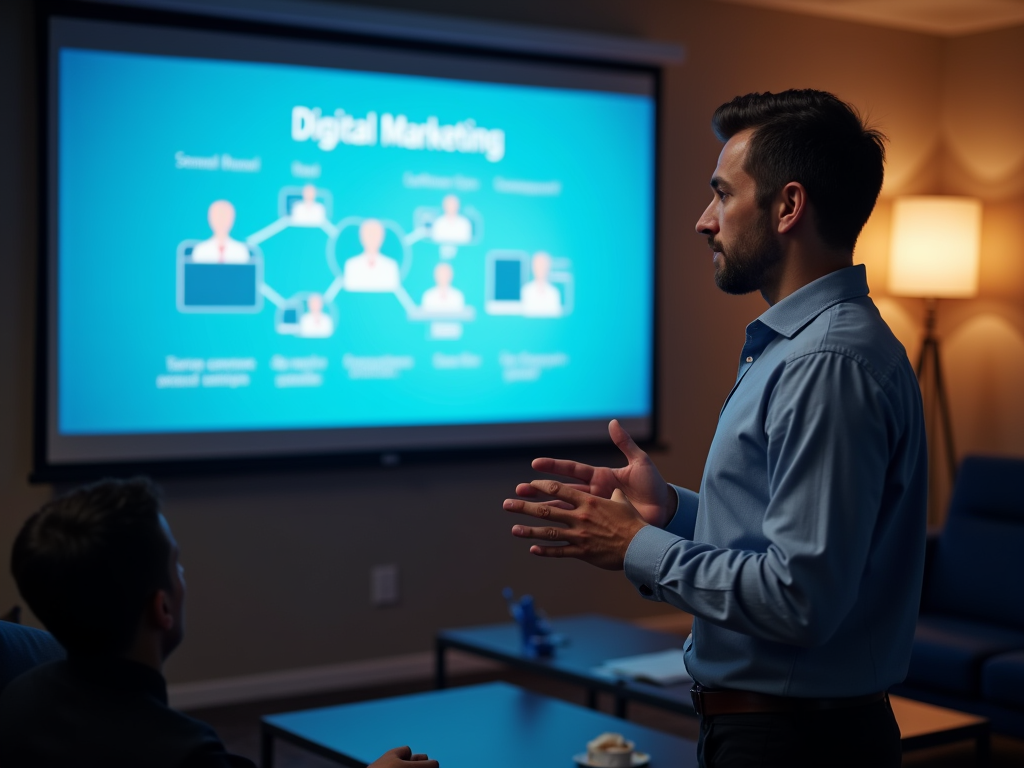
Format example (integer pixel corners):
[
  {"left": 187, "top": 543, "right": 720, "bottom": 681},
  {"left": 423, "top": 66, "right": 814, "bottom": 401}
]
[{"left": 710, "top": 209, "right": 783, "bottom": 295}]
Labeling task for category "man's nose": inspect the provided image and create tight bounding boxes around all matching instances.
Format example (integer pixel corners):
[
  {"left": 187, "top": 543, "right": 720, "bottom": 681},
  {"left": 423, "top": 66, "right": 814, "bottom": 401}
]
[{"left": 695, "top": 201, "right": 718, "bottom": 236}]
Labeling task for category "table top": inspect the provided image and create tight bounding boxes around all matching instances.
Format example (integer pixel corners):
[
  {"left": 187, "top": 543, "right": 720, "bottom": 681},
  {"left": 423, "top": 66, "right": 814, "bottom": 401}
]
[
  {"left": 263, "top": 681, "right": 698, "bottom": 768},
  {"left": 889, "top": 695, "right": 989, "bottom": 739},
  {"left": 438, "top": 614, "right": 695, "bottom": 712}
]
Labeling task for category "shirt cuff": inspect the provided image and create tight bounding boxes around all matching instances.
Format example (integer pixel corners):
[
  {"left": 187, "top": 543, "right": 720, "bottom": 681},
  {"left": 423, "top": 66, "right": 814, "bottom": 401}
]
[
  {"left": 666, "top": 484, "right": 699, "bottom": 539},
  {"left": 623, "top": 524, "right": 684, "bottom": 601}
]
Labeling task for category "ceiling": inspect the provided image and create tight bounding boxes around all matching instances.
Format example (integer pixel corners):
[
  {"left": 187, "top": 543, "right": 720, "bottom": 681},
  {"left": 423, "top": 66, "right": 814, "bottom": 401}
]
[{"left": 716, "top": 0, "right": 1024, "bottom": 36}]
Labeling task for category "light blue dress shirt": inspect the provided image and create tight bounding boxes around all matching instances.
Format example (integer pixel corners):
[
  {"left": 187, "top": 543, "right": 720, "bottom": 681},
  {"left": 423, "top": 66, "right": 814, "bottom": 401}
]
[{"left": 624, "top": 265, "right": 927, "bottom": 697}]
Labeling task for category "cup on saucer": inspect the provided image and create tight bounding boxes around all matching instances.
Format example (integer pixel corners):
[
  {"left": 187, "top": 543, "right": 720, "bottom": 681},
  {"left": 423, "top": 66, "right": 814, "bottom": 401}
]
[{"left": 586, "top": 732, "right": 635, "bottom": 768}]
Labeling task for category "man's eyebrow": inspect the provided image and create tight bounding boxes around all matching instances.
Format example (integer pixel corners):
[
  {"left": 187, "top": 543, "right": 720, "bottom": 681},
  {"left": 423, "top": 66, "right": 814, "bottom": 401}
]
[{"left": 710, "top": 176, "right": 729, "bottom": 190}]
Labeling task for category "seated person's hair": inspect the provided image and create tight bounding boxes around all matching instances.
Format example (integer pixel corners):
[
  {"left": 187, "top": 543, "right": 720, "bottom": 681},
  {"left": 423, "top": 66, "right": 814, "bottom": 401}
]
[{"left": 11, "top": 478, "right": 169, "bottom": 658}]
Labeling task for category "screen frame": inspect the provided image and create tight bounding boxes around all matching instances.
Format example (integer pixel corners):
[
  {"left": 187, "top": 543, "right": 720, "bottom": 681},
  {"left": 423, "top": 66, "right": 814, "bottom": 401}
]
[{"left": 31, "top": 0, "right": 664, "bottom": 482}]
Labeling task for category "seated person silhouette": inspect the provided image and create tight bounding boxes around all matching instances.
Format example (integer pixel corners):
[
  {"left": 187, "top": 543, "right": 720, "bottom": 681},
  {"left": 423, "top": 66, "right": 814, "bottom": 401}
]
[
  {"left": 290, "top": 184, "right": 327, "bottom": 226},
  {"left": 191, "top": 200, "right": 250, "bottom": 264},
  {"left": 521, "top": 251, "right": 562, "bottom": 317},
  {"left": 298, "top": 293, "right": 334, "bottom": 338},
  {"left": 430, "top": 195, "right": 472, "bottom": 245},
  {"left": 344, "top": 219, "right": 400, "bottom": 292},
  {"left": 421, "top": 263, "right": 465, "bottom": 314},
  {"left": 0, "top": 479, "right": 439, "bottom": 768}
]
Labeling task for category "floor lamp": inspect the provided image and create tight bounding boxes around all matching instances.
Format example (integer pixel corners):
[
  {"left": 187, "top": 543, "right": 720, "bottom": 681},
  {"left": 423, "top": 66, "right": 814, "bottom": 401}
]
[{"left": 888, "top": 195, "right": 982, "bottom": 488}]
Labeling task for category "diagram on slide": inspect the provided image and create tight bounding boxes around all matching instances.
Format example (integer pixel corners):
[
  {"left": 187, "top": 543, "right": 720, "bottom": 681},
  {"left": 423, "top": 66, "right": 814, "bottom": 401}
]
[{"left": 176, "top": 184, "right": 572, "bottom": 341}]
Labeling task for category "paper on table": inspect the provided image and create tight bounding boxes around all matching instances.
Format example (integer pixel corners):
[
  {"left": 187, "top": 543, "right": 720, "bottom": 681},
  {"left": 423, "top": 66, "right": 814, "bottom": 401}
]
[{"left": 597, "top": 649, "right": 692, "bottom": 686}]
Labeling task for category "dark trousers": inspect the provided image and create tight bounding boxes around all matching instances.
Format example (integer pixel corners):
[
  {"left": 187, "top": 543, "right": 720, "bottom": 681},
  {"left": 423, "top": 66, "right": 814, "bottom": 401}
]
[{"left": 696, "top": 696, "right": 902, "bottom": 768}]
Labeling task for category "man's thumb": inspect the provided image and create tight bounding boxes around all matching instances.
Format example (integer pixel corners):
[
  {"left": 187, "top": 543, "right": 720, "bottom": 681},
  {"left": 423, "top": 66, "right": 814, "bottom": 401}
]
[{"left": 609, "top": 419, "right": 644, "bottom": 461}]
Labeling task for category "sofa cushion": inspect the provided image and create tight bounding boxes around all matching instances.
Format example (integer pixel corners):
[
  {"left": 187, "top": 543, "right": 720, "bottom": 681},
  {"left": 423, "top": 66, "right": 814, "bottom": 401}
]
[
  {"left": 982, "top": 650, "right": 1024, "bottom": 709},
  {"left": 905, "top": 615, "right": 1024, "bottom": 696},
  {"left": 0, "top": 620, "right": 65, "bottom": 695},
  {"left": 924, "top": 456, "right": 1024, "bottom": 630}
]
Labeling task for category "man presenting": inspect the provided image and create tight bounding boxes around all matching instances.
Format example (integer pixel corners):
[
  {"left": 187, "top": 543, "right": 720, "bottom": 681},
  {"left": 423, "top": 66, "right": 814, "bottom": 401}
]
[{"left": 504, "top": 90, "right": 926, "bottom": 767}]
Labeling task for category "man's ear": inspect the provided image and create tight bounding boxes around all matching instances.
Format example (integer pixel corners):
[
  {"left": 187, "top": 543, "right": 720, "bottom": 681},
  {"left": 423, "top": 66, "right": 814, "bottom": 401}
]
[
  {"left": 147, "top": 589, "right": 175, "bottom": 632},
  {"left": 775, "top": 181, "right": 808, "bottom": 235}
]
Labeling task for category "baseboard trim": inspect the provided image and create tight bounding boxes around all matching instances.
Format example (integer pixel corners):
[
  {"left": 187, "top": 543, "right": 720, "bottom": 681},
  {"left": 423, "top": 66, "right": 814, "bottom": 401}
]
[
  {"left": 169, "top": 613, "right": 685, "bottom": 710},
  {"left": 169, "top": 650, "right": 501, "bottom": 711}
]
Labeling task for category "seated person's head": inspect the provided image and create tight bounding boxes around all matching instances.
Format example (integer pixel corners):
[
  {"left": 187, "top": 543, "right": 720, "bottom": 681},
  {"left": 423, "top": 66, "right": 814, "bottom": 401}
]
[{"left": 11, "top": 478, "right": 184, "bottom": 663}]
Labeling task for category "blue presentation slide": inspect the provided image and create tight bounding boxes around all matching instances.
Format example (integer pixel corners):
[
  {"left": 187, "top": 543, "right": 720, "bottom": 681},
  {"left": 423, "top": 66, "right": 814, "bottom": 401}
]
[{"left": 58, "top": 48, "right": 654, "bottom": 435}]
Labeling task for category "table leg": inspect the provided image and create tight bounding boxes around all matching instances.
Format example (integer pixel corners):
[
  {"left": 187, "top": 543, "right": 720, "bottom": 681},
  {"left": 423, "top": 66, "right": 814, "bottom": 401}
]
[
  {"left": 260, "top": 723, "right": 274, "bottom": 768},
  {"left": 435, "top": 641, "right": 447, "bottom": 689},
  {"left": 614, "top": 696, "right": 628, "bottom": 720}
]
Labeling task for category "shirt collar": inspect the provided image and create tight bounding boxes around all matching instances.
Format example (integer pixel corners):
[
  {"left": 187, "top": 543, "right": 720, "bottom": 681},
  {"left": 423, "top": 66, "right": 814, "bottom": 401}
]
[{"left": 757, "top": 264, "right": 869, "bottom": 339}]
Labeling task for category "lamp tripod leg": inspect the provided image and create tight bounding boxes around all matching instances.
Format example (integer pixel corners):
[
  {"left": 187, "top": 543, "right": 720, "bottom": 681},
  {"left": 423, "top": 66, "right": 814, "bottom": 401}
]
[{"left": 930, "top": 339, "right": 958, "bottom": 482}]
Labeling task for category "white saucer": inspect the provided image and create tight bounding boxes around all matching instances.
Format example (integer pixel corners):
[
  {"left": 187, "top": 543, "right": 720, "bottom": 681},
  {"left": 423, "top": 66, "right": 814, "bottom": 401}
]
[{"left": 572, "top": 752, "right": 650, "bottom": 767}]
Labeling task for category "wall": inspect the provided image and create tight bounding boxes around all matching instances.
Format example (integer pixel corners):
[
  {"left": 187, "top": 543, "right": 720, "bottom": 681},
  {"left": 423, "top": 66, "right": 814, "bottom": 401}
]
[
  {"left": 0, "top": 0, "right": 1018, "bottom": 685},
  {"left": 858, "top": 23, "right": 1024, "bottom": 521}
]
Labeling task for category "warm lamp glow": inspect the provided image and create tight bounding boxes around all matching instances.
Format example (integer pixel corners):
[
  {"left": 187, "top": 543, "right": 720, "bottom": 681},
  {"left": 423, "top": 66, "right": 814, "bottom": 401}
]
[{"left": 888, "top": 196, "right": 982, "bottom": 298}]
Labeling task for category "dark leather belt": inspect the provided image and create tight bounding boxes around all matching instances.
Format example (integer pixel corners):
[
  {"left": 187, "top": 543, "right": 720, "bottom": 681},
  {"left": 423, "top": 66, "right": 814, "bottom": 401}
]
[{"left": 690, "top": 684, "right": 887, "bottom": 717}]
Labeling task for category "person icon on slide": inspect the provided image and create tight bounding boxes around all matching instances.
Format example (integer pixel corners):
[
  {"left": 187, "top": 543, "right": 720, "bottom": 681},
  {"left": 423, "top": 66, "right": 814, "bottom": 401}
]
[
  {"left": 421, "top": 262, "right": 465, "bottom": 314},
  {"left": 343, "top": 219, "right": 400, "bottom": 292},
  {"left": 430, "top": 194, "right": 472, "bottom": 245},
  {"left": 521, "top": 251, "right": 562, "bottom": 317},
  {"left": 191, "top": 200, "right": 250, "bottom": 263},
  {"left": 290, "top": 184, "right": 327, "bottom": 226},
  {"left": 298, "top": 293, "right": 334, "bottom": 338}
]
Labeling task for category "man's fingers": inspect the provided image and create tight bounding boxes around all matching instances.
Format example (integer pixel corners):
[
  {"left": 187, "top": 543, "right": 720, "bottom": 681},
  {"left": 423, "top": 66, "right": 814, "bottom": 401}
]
[
  {"left": 609, "top": 418, "right": 647, "bottom": 463},
  {"left": 528, "top": 479, "right": 588, "bottom": 506},
  {"left": 515, "top": 482, "right": 586, "bottom": 500},
  {"left": 503, "top": 498, "right": 575, "bottom": 523},
  {"left": 529, "top": 543, "right": 585, "bottom": 558},
  {"left": 511, "top": 524, "right": 580, "bottom": 543},
  {"left": 531, "top": 457, "right": 597, "bottom": 483}
]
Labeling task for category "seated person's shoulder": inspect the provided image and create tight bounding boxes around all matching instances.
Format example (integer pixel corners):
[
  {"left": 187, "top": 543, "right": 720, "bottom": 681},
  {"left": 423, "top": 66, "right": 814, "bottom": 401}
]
[{"left": 0, "top": 660, "right": 254, "bottom": 768}]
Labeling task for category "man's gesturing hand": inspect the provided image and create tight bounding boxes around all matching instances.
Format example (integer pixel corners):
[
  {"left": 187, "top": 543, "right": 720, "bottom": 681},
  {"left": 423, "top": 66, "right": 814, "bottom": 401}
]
[
  {"left": 504, "top": 482, "right": 647, "bottom": 570},
  {"left": 519, "top": 419, "right": 674, "bottom": 528}
]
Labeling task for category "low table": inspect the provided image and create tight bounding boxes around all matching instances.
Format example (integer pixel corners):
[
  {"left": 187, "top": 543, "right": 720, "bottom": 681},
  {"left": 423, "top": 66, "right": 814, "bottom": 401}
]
[
  {"left": 890, "top": 695, "right": 990, "bottom": 766},
  {"left": 437, "top": 614, "right": 992, "bottom": 764},
  {"left": 436, "top": 614, "right": 693, "bottom": 718},
  {"left": 261, "top": 681, "right": 698, "bottom": 768}
]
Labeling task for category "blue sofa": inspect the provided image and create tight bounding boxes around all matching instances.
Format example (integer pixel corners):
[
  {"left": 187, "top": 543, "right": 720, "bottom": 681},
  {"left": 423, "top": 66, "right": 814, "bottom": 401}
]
[
  {"left": 0, "top": 619, "right": 65, "bottom": 695},
  {"left": 891, "top": 455, "right": 1024, "bottom": 737}
]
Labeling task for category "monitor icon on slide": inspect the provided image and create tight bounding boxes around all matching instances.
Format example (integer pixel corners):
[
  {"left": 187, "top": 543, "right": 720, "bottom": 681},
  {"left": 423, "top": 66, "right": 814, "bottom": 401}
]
[
  {"left": 484, "top": 250, "right": 573, "bottom": 317},
  {"left": 279, "top": 185, "right": 334, "bottom": 226},
  {"left": 176, "top": 200, "right": 263, "bottom": 313}
]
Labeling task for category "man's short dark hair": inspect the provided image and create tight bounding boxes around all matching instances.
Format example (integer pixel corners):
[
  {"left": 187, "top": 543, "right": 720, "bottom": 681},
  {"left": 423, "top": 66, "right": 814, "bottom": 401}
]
[
  {"left": 11, "top": 478, "right": 170, "bottom": 658},
  {"left": 712, "top": 89, "right": 886, "bottom": 251}
]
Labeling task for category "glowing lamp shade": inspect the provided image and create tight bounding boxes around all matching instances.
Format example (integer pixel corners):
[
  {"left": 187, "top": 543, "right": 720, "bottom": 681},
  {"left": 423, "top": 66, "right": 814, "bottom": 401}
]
[{"left": 888, "top": 196, "right": 981, "bottom": 298}]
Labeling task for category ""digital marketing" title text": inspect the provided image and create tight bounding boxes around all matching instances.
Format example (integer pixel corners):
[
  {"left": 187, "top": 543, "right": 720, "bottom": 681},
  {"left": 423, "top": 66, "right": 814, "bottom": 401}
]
[{"left": 291, "top": 106, "right": 506, "bottom": 162}]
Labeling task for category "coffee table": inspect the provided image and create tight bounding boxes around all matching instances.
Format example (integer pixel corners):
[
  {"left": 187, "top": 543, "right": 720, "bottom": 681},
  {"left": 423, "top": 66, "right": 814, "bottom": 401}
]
[
  {"left": 437, "top": 614, "right": 993, "bottom": 764},
  {"left": 436, "top": 614, "right": 692, "bottom": 718},
  {"left": 261, "top": 681, "right": 698, "bottom": 768},
  {"left": 890, "top": 694, "right": 990, "bottom": 766}
]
